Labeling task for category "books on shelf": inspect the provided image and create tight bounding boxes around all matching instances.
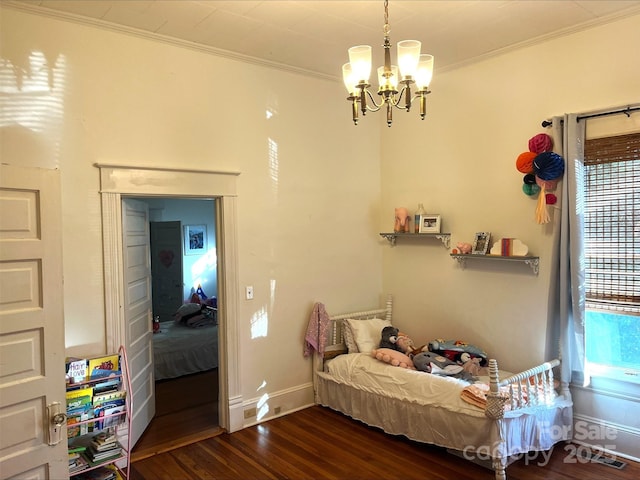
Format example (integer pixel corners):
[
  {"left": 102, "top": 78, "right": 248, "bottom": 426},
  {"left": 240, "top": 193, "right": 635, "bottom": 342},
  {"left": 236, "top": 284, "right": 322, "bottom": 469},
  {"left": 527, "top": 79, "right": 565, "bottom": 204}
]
[
  {"left": 84, "top": 431, "right": 123, "bottom": 459},
  {"left": 73, "top": 465, "right": 121, "bottom": 480},
  {"left": 66, "top": 358, "right": 89, "bottom": 384},
  {"left": 67, "top": 387, "right": 94, "bottom": 438},
  {"left": 66, "top": 354, "right": 121, "bottom": 384},
  {"left": 69, "top": 452, "right": 89, "bottom": 474},
  {"left": 88, "top": 354, "right": 120, "bottom": 380},
  {"left": 90, "top": 431, "right": 117, "bottom": 450},
  {"left": 67, "top": 348, "right": 129, "bottom": 479}
]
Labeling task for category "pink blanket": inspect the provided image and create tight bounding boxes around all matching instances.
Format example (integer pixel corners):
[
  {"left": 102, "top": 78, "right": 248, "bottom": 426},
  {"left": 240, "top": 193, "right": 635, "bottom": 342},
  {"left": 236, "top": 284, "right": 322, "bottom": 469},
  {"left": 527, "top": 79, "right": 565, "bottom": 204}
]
[{"left": 303, "top": 302, "right": 330, "bottom": 357}]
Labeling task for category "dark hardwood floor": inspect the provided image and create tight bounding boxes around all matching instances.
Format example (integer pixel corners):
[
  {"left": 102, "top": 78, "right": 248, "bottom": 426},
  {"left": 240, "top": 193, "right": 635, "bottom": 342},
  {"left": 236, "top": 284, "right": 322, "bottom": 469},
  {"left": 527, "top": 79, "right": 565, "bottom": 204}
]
[
  {"left": 131, "top": 369, "right": 221, "bottom": 462},
  {"left": 130, "top": 405, "right": 639, "bottom": 480}
]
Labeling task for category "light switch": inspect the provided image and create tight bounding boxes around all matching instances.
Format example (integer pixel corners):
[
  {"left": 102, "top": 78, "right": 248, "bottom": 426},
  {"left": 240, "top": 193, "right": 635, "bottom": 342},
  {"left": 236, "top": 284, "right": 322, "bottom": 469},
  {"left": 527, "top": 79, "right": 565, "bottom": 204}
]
[{"left": 245, "top": 286, "right": 254, "bottom": 300}]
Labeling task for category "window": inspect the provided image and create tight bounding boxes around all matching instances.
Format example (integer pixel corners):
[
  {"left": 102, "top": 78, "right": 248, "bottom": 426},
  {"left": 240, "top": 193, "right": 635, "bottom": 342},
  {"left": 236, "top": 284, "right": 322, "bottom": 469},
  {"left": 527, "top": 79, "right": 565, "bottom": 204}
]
[{"left": 583, "top": 132, "right": 640, "bottom": 382}]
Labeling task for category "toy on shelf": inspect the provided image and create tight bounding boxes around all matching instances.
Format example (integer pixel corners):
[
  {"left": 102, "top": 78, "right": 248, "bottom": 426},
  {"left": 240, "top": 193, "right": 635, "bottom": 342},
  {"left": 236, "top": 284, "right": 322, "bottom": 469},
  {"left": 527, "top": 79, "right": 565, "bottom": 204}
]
[{"left": 394, "top": 207, "right": 411, "bottom": 233}]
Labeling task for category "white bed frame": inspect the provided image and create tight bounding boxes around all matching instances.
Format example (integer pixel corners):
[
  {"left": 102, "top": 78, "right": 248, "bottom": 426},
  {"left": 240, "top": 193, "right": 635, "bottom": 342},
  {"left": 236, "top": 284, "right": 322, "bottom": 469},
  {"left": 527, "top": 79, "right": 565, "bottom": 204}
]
[{"left": 313, "top": 295, "right": 573, "bottom": 480}]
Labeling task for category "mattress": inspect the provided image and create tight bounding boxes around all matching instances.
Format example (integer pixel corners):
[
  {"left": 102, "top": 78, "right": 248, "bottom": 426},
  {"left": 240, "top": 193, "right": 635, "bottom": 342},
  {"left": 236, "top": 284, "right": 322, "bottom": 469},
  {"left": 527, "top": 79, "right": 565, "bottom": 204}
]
[{"left": 153, "top": 321, "right": 218, "bottom": 381}]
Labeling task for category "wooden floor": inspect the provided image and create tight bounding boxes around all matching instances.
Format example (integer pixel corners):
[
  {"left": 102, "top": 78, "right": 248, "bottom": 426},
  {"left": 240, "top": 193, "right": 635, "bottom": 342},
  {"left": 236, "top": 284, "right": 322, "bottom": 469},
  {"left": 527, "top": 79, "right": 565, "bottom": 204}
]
[
  {"left": 131, "top": 369, "right": 221, "bottom": 462},
  {"left": 130, "top": 405, "right": 639, "bottom": 480}
]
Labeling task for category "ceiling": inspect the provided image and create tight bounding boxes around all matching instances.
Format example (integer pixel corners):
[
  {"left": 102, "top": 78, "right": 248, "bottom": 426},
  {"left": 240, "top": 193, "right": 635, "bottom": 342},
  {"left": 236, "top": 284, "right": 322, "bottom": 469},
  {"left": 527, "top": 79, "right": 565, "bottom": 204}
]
[{"left": 6, "top": 0, "right": 640, "bottom": 79}]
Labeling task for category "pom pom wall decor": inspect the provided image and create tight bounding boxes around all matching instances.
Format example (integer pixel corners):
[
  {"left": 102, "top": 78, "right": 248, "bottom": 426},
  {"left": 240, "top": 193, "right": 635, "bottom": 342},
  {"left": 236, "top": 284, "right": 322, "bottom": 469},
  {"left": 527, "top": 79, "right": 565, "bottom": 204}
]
[
  {"left": 528, "top": 133, "right": 553, "bottom": 153},
  {"left": 522, "top": 183, "right": 541, "bottom": 196},
  {"left": 533, "top": 151, "right": 565, "bottom": 180},
  {"left": 514, "top": 131, "right": 565, "bottom": 224},
  {"left": 516, "top": 152, "right": 536, "bottom": 174}
]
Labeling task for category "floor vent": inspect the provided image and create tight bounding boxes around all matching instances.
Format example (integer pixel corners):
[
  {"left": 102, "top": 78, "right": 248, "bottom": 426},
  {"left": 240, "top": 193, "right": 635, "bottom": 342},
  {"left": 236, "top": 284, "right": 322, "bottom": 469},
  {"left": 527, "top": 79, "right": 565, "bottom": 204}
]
[{"left": 578, "top": 449, "right": 627, "bottom": 470}]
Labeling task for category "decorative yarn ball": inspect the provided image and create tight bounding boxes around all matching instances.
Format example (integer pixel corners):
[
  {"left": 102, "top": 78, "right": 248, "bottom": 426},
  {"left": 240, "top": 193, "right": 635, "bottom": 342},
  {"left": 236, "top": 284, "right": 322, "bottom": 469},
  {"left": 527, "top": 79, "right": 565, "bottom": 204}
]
[
  {"left": 533, "top": 152, "right": 565, "bottom": 180},
  {"left": 546, "top": 193, "right": 557, "bottom": 205},
  {"left": 523, "top": 174, "right": 536, "bottom": 185},
  {"left": 516, "top": 152, "right": 537, "bottom": 174},
  {"left": 528, "top": 133, "right": 553, "bottom": 153},
  {"left": 535, "top": 175, "right": 559, "bottom": 191},
  {"left": 522, "top": 183, "right": 541, "bottom": 196}
]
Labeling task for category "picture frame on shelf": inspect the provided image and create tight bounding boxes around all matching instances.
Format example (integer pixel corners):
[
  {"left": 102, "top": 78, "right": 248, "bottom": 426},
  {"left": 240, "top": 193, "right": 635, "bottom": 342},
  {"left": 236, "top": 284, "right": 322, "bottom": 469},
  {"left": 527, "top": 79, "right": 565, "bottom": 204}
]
[
  {"left": 472, "top": 232, "right": 491, "bottom": 255},
  {"left": 184, "top": 224, "right": 207, "bottom": 255},
  {"left": 418, "top": 214, "right": 441, "bottom": 234}
]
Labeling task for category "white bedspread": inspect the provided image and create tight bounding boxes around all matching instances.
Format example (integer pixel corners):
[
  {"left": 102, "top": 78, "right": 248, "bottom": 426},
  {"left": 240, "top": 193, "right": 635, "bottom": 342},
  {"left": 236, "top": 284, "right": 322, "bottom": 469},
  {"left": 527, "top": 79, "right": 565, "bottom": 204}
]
[
  {"left": 317, "top": 353, "right": 573, "bottom": 458},
  {"left": 153, "top": 321, "right": 218, "bottom": 381},
  {"left": 324, "top": 352, "right": 489, "bottom": 416}
]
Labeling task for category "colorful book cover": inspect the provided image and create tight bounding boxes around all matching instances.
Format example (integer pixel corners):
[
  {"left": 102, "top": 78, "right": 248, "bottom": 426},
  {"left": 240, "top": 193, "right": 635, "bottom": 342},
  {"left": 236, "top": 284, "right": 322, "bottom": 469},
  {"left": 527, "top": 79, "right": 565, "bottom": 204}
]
[
  {"left": 66, "top": 358, "right": 88, "bottom": 384},
  {"left": 92, "top": 378, "right": 122, "bottom": 397},
  {"left": 67, "top": 403, "right": 93, "bottom": 436},
  {"left": 93, "top": 390, "right": 126, "bottom": 407},
  {"left": 66, "top": 387, "right": 93, "bottom": 408},
  {"left": 88, "top": 355, "right": 120, "bottom": 380}
]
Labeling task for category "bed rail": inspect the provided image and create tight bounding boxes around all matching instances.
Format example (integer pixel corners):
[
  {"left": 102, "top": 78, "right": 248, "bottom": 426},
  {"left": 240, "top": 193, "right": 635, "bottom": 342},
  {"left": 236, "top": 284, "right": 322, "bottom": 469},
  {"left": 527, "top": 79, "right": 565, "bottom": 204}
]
[{"left": 486, "top": 358, "right": 561, "bottom": 419}]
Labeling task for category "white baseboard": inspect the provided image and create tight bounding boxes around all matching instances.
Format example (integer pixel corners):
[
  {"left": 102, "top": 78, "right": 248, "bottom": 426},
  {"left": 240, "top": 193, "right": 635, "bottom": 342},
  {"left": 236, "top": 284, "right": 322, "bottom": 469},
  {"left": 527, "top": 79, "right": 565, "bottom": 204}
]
[
  {"left": 572, "top": 413, "right": 640, "bottom": 463},
  {"left": 241, "top": 382, "right": 314, "bottom": 428},
  {"left": 226, "top": 394, "right": 245, "bottom": 433}
]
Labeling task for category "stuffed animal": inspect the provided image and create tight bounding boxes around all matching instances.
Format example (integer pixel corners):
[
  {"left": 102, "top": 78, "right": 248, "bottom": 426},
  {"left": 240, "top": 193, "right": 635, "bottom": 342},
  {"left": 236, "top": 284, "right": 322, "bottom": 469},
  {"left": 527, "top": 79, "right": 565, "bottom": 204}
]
[
  {"left": 413, "top": 351, "right": 464, "bottom": 375},
  {"left": 461, "top": 356, "right": 489, "bottom": 377},
  {"left": 396, "top": 333, "right": 428, "bottom": 357},
  {"left": 379, "top": 326, "right": 401, "bottom": 351},
  {"left": 415, "top": 352, "right": 477, "bottom": 381},
  {"left": 456, "top": 242, "right": 472, "bottom": 254},
  {"left": 371, "top": 348, "right": 415, "bottom": 369},
  {"left": 428, "top": 339, "right": 488, "bottom": 366}
]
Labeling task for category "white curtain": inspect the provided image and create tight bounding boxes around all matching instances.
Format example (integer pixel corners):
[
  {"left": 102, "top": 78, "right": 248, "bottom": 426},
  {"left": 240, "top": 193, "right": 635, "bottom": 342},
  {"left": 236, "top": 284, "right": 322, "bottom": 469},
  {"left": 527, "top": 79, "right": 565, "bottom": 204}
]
[{"left": 551, "top": 114, "right": 588, "bottom": 387}]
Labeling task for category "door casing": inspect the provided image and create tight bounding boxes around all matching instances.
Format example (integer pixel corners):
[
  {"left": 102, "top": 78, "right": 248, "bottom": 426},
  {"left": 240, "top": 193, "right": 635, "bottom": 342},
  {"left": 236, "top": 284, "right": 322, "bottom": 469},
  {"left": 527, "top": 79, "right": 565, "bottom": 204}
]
[{"left": 97, "top": 164, "right": 244, "bottom": 434}]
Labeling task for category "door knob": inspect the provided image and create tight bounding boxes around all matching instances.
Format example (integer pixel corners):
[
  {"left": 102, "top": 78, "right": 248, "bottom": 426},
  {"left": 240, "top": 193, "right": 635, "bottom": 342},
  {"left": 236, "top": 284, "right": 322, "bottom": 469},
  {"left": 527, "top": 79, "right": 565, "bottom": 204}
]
[{"left": 47, "top": 402, "right": 67, "bottom": 445}]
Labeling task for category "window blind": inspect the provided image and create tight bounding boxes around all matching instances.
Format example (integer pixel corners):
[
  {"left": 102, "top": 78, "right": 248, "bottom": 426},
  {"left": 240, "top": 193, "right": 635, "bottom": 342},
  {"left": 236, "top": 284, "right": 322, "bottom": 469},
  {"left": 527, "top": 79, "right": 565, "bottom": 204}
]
[{"left": 584, "top": 132, "right": 640, "bottom": 313}]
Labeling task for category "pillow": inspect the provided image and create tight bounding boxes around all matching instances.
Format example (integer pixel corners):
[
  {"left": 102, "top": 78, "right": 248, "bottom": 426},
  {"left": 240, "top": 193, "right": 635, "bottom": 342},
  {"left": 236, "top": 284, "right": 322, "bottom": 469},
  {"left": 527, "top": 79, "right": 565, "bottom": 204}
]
[
  {"left": 372, "top": 348, "right": 415, "bottom": 369},
  {"left": 343, "top": 317, "right": 392, "bottom": 354},
  {"left": 341, "top": 322, "right": 358, "bottom": 353}
]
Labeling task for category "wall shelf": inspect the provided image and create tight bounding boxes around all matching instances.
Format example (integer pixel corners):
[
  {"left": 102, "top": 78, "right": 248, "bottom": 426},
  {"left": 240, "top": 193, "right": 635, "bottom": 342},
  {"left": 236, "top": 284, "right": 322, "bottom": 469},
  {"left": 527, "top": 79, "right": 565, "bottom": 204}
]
[
  {"left": 450, "top": 254, "right": 540, "bottom": 275},
  {"left": 380, "top": 232, "right": 451, "bottom": 248}
]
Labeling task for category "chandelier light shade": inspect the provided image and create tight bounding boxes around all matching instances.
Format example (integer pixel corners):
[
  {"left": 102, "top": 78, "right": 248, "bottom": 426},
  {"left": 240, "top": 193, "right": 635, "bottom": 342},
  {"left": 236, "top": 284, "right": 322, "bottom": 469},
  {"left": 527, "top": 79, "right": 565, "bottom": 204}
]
[{"left": 342, "top": 0, "right": 434, "bottom": 127}]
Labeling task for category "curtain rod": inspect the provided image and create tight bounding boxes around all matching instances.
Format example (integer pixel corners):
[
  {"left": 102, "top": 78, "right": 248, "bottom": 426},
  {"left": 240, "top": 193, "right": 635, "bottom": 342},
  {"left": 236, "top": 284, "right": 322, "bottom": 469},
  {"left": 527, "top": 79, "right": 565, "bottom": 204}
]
[
  {"left": 541, "top": 105, "right": 640, "bottom": 128},
  {"left": 577, "top": 105, "right": 640, "bottom": 122}
]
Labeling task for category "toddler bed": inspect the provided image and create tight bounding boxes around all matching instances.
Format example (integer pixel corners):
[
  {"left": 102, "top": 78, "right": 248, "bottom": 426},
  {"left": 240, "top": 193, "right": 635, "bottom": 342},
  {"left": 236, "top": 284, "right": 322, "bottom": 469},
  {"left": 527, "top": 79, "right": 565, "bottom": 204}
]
[{"left": 312, "top": 296, "right": 573, "bottom": 480}]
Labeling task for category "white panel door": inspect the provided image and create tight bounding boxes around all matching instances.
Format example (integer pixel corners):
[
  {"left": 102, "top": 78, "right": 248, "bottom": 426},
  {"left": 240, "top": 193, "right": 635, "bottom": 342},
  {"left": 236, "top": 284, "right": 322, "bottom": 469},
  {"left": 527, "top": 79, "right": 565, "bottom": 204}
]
[
  {"left": 0, "top": 165, "right": 67, "bottom": 479},
  {"left": 121, "top": 199, "right": 155, "bottom": 446}
]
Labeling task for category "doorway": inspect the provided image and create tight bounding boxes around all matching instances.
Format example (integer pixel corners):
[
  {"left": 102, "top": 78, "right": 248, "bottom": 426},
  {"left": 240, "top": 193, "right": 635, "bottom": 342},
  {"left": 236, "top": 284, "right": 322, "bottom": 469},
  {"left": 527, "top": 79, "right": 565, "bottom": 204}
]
[
  {"left": 131, "top": 197, "right": 221, "bottom": 460},
  {"left": 98, "top": 164, "right": 244, "bottom": 451}
]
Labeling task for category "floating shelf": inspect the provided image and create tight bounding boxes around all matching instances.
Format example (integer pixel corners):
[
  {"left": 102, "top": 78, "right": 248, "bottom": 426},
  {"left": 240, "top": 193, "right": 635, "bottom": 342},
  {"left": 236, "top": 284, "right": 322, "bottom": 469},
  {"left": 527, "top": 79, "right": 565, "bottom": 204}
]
[
  {"left": 380, "top": 232, "right": 451, "bottom": 248},
  {"left": 450, "top": 254, "right": 540, "bottom": 275}
]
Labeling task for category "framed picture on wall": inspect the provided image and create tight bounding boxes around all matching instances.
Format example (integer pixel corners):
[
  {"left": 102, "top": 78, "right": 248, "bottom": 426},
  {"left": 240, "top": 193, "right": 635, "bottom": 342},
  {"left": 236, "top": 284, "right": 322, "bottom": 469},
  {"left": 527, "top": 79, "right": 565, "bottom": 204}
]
[
  {"left": 472, "top": 232, "right": 491, "bottom": 255},
  {"left": 184, "top": 224, "right": 207, "bottom": 255},
  {"left": 418, "top": 214, "right": 441, "bottom": 234}
]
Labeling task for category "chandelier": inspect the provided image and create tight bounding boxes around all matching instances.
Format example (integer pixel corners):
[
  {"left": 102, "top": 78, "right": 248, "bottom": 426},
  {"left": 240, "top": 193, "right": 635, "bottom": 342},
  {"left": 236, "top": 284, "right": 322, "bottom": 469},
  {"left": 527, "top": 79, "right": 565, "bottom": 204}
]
[{"left": 342, "top": 0, "right": 434, "bottom": 127}]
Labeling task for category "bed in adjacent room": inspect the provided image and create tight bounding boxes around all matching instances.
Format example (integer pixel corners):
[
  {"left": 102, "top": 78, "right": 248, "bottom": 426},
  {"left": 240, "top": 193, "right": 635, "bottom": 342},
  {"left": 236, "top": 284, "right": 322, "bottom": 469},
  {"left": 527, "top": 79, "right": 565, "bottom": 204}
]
[
  {"left": 311, "top": 295, "right": 573, "bottom": 480},
  {"left": 153, "top": 314, "right": 218, "bottom": 381}
]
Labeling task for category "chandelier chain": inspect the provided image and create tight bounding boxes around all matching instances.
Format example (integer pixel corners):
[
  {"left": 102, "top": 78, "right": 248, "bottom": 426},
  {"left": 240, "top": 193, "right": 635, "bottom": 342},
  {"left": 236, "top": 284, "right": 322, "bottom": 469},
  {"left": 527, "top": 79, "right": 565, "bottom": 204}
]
[{"left": 383, "top": 0, "right": 390, "bottom": 36}]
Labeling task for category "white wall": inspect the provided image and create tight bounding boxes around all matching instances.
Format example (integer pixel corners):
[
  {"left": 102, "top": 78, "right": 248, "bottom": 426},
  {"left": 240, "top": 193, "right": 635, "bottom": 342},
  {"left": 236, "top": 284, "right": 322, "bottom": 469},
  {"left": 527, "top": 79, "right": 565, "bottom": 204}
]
[
  {"left": 0, "top": 7, "right": 382, "bottom": 410},
  {"left": 380, "top": 12, "right": 640, "bottom": 372}
]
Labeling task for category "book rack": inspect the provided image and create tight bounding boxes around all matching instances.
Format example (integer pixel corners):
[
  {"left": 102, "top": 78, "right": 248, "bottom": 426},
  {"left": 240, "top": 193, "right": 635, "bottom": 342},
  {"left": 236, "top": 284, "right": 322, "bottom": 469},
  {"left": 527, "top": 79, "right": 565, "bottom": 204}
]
[{"left": 66, "top": 346, "right": 132, "bottom": 479}]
